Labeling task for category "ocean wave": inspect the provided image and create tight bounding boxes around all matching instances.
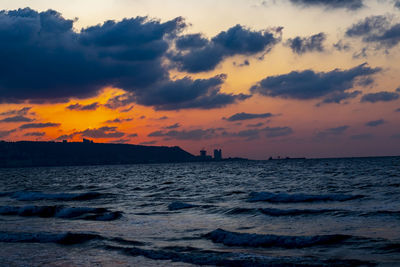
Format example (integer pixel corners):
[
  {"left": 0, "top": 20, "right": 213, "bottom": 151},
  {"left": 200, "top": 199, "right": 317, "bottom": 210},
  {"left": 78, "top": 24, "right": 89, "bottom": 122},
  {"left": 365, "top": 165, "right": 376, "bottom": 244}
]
[
  {"left": 0, "top": 231, "right": 101, "bottom": 245},
  {"left": 248, "top": 191, "right": 363, "bottom": 203},
  {"left": 204, "top": 229, "right": 352, "bottom": 248},
  {"left": 168, "top": 202, "right": 198, "bottom": 211},
  {"left": 0, "top": 205, "right": 122, "bottom": 221},
  {"left": 8, "top": 191, "right": 104, "bottom": 201},
  {"left": 105, "top": 244, "right": 373, "bottom": 267},
  {"left": 259, "top": 208, "right": 345, "bottom": 216}
]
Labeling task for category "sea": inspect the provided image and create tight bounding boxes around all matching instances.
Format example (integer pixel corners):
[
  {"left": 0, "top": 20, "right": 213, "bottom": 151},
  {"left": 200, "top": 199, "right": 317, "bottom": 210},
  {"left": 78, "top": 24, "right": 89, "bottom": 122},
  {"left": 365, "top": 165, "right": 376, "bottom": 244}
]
[{"left": 0, "top": 157, "right": 399, "bottom": 266}]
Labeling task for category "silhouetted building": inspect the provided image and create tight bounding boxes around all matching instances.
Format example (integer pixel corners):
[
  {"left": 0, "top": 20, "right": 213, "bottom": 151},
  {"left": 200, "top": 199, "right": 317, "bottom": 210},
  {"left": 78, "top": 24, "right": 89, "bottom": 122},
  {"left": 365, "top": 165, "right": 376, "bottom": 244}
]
[
  {"left": 200, "top": 149, "right": 207, "bottom": 158},
  {"left": 213, "top": 149, "right": 222, "bottom": 161},
  {"left": 62, "top": 140, "right": 68, "bottom": 143},
  {"left": 83, "top": 138, "right": 94, "bottom": 144}
]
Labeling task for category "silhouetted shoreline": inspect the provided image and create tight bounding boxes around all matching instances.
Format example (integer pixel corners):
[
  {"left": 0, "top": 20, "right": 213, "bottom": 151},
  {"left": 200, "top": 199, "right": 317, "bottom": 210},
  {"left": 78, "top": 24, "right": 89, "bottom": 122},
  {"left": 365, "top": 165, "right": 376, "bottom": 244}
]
[{"left": 0, "top": 141, "right": 252, "bottom": 168}]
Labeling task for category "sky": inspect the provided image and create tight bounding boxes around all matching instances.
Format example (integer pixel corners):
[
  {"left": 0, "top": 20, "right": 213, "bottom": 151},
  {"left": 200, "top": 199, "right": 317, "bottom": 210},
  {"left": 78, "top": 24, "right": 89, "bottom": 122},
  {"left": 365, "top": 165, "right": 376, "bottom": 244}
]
[{"left": 0, "top": 0, "right": 400, "bottom": 159}]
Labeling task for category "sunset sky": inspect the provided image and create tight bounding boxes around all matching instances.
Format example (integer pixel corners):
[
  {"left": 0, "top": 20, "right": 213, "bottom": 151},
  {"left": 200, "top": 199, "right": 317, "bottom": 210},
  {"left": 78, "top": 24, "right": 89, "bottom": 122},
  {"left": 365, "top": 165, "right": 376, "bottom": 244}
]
[{"left": 0, "top": 0, "right": 400, "bottom": 159}]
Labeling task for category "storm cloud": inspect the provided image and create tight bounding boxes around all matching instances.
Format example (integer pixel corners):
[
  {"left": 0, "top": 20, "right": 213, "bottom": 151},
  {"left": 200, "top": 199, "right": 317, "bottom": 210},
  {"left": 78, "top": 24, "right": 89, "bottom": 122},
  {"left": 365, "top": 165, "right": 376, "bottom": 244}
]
[
  {"left": 250, "top": 63, "right": 380, "bottom": 103},
  {"left": 0, "top": 8, "right": 248, "bottom": 110}
]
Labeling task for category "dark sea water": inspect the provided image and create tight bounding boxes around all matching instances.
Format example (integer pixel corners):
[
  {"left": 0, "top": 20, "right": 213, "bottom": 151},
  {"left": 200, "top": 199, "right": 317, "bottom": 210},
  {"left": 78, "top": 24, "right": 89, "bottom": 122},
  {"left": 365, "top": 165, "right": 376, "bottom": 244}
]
[{"left": 0, "top": 157, "right": 399, "bottom": 266}]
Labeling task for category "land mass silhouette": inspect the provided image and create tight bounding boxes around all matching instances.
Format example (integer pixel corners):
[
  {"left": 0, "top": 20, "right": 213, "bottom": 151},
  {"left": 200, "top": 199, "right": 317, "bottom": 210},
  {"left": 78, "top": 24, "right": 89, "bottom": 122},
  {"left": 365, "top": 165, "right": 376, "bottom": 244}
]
[{"left": 0, "top": 140, "right": 199, "bottom": 168}]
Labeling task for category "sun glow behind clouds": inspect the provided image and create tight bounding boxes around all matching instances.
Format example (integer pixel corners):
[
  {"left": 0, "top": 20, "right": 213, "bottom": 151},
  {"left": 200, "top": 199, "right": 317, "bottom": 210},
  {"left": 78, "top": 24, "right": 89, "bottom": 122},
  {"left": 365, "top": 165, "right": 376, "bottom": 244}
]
[{"left": 0, "top": 1, "right": 399, "bottom": 158}]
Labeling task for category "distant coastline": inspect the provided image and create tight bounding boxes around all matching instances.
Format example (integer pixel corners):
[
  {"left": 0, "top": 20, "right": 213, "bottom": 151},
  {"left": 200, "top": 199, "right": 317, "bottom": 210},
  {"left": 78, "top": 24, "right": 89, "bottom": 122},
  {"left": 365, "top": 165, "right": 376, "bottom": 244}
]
[{"left": 0, "top": 140, "right": 249, "bottom": 168}]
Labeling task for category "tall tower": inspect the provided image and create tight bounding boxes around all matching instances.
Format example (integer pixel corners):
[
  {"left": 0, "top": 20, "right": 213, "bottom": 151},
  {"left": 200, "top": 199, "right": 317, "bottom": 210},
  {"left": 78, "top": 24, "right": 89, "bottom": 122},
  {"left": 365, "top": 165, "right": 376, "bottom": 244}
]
[{"left": 213, "top": 149, "right": 222, "bottom": 161}]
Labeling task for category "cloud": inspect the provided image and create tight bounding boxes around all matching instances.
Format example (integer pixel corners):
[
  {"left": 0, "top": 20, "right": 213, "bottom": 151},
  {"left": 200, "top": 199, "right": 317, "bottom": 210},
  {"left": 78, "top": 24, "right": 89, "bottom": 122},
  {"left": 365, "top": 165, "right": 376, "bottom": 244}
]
[
  {"left": 396, "top": 108, "right": 400, "bottom": 112},
  {"left": 148, "top": 128, "right": 217, "bottom": 140},
  {"left": 289, "top": 0, "right": 364, "bottom": 10},
  {"left": 0, "top": 8, "right": 259, "bottom": 111},
  {"left": 365, "top": 119, "right": 385, "bottom": 127},
  {"left": 169, "top": 24, "right": 280, "bottom": 73},
  {"left": 164, "top": 123, "right": 180, "bottom": 129},
  {"left": 105, "top": 118, "right": 133, "bottom": 123},
  {"left": 20, "top": 122, "right": 60, "bottom": 129},
  {"left": 0, "top": 129, "right": 16, "bottom": 138},
  {"left": 24, "top": 132, "right": 46, "bottom": 137},
  {"left": 0, "top": 107, "right": 32, "bottom": 116},
  {"left": 396, "top": 0, "right": 400, "bottom": 9},
  {"left": 224, "top": 112, "right": 274, "bottom": 121},
  {"left": 0, "top": 8, "right": 180, "bottom": 103},
  {"left": 67, "top": 102, "right": 100, "bottom": 111},
  {"left": 247, "top": 122, "right": 264, "bottom": 128},
  {"left": 316, "top": 125, "right": 349, "bottom": 138},
  {"left": 333, "top": 40, "right": 351, "bottom": 51},
  {"left": 286, "top": 32, "right": 326, "bottom": 55},
  {"left": 264, "top": 126, "right": 293, "bottom": 137},
  {"left": 133, "top": 74, "right": 250, "bottom": 110},
  {"left": 80, "top": 126, "right": 125, "bottom": 139},
  {"left": 361, "top": 91, "right": 399, "bottom": 103},
  {"left": 0, "top": 115, "right": 34, "bottom": 123},
  {"left": 251, "top": 63, "right": 381, "bottom": 103},
  {"left": 318, "top": 91, "right": 362, "bottom": 105},
  {"left": 128, "top": 133, "right": 138, "bottom": 137},
  {"left": 223, "top": 126, "right": 293, "bottom": 140},
  {"left": 110, "top": 139, "right": 130, "bottom": 144},
  {"left": 346, "top": 15, "right": 400, "bottom": 49}
]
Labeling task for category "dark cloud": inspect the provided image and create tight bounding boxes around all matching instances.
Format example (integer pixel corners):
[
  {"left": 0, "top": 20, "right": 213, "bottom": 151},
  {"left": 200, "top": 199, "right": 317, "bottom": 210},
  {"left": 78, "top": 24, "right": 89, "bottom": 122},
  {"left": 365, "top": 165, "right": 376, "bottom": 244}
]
[
  {"left": 0, "top": 8, "right": 184, "bottom": 103},
  {"left": 0, "top": 107, "right": 32, "bottom": 116},
  {"left": 396, "top": 0, "right": 400, "bottom": 9},
  {"left": 318, "top": 91, "right": 362, "bottom": 105},
  {"left": 396, "top": 108, "right": 400, "bottom": 112},
  {"left": 0, "top": 129, "right": 16, "bottom": 138},
  {"left": 361, "top": 91, "right": 399, "bottom": 103},
  {"left": 233, "top": 60, "right": 250, "bottom": 67},
  {"left": 346, "top": 15, "right": 400, "bottom": 49},
  {"left": 224, "top": 112, "right": 273, "bottom": 121},
  {"left": 55, "top": 133, "right": 76, "bottom": 141},
  {"left": 289, "top": 0, "right": 364, "bottom": 10},
  {"left": 169, "top": 24, "right": 280, "bottom": 73},
  {"left": 365, "top": 119, "right": 385, "bottom": 127},
  {"left": 148, "top": 128, "right": 217, "bottom": 140},
  {"left": 251, "top": 63, "right": 380, "bottom": 103},
  {"left": 105, "top": 118, "right": 133, "bottom": 123},
  {"left": 20, "top": 122, "right": 60, "bottom": 129},
  {"left": 175, "top": 33, "right": 208, "bottom": 49},
  {"left": 247, "top": 122, "right": 264, "bottom": 128},
  {"left": 128, "top": 133, "right": 138, "bottom": 137},
  {"left": 350, "top": 133, "right": 373, "bottom": 140},
  {"left": 24, "top": 132, "right": 46, "bottom": 137},
  {"left": 0, "top": 8, "right": 258, "bottom": 111},
  {"left": 316, "top": 125, "right": 349, "bottom": 138},
  {"left": 67, "top": 102, "right": 100, "bottom": 111},
  {"left": 0, "top": 115, "right": 34, "bottom": 123},
  {"left": 223, "top": 126, "right": 293, "bottom": 140},
  {"left": 80, "top": 126, "right": 125, "bottom": 139},
  {"left": 333, "top": 40, "right": 351, "bottom": 51},
  {"left": 110, "top": 139, "right": 130, "bottom": 144},
  {"left": 286, "top": 33, "right": 326, "bottom": 55},
  {"left": 164, "top": 123, "right": 180, "bottom": 129},
  {"left": 264, "top": 126, "right": 293, "bottom": 137},
  {"left": 133, "top": 74, "right": 250, "bottom": 110}
]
